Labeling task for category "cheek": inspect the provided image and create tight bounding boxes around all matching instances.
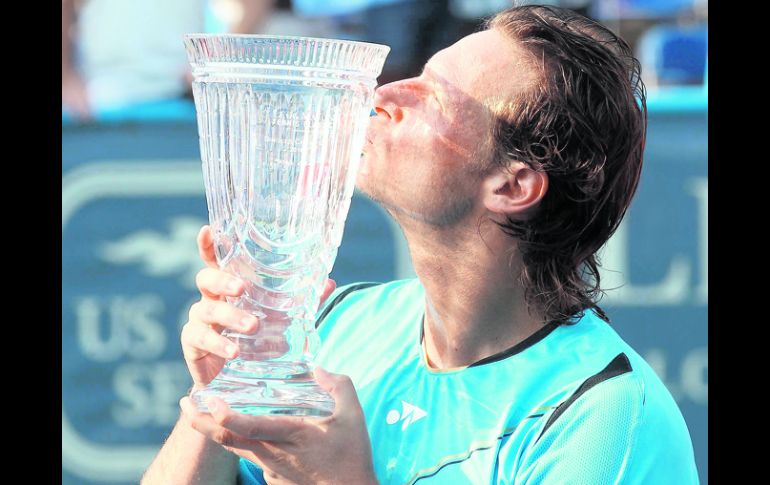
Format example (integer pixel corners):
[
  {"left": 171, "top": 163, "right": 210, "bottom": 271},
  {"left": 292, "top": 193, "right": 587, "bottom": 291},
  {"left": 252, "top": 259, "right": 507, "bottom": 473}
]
[
  {"left": 432, "top": 123, "right": 480, "bottom": 166},
  {"left": 368, "top": 112, "right": 481, "bottom": 172},
  {"left": 430, "top": 107, "right": 486, "bottom": 164}
]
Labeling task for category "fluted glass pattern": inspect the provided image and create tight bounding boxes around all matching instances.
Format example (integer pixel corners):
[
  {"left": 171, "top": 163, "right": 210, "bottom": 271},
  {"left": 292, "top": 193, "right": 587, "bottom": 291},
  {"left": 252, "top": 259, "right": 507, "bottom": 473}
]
[{"left": 184, "top": 34, "right": 388, "bottom": 416}]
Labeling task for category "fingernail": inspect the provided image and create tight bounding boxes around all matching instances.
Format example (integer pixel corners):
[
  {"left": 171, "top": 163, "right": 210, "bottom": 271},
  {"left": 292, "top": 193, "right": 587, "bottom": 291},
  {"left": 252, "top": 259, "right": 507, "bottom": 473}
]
[
  {"left": 226, "top": 344, "right": 238, "bottom": 356},
  {"left": 226, "top": 279, "right": 242, "bottom": 292},
  {"left": 240, "top": 316, "right": 257, "bottom": 330}
]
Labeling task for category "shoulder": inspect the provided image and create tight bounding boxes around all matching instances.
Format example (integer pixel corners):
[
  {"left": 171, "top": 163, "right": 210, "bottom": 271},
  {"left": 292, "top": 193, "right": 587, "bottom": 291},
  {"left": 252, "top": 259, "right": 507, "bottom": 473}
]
[
  {"left": 314, "top": 278, "right": 423, "bottom": 330},
  {"left": 547, "top": 311, "right": 692, "bottom": 430},
  {"left": 313, "top": 278, "right": 424, "bottom": 379},
  {"left": 510, "top": 313, "right": 700, "bottom": 484},
  {"left": 574, "top": 314, "right": 697, "bottom": 458}
]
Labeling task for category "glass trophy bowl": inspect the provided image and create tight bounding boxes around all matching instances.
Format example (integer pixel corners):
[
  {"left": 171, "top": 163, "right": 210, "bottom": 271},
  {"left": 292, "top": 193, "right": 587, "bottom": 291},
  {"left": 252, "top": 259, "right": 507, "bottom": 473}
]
[{"left": 183, "top": 34, "right": 389, "bottom": 416}]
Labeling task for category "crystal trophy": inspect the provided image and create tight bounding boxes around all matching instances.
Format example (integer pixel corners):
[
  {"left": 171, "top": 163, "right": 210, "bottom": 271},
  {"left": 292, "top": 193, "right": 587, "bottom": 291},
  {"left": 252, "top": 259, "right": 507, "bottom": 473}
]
[{"left": 183, "top": 34, "right": 389, "bottom": 416}]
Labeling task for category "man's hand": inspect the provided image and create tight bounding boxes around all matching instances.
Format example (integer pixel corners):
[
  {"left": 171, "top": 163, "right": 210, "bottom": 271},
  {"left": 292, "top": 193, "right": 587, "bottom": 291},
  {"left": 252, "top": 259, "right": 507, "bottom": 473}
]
[
  {"left": 62, "top": 70, "right": 92, "bottom": 121},
  {"left": 181, "top": 225, "right": 337, "bottom": 391},
  {"left": 179, "top": 367, "right": 378, "bottom": 485}
]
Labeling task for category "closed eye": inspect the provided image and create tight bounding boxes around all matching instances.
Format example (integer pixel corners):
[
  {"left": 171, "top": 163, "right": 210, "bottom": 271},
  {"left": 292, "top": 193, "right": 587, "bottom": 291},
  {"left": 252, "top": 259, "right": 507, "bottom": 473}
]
[
  {"left": 425, "top": 92, "right": 442, "bottom": 113},
  {"left": 419, "top": 66, "right": 447, "bottom": 111}
]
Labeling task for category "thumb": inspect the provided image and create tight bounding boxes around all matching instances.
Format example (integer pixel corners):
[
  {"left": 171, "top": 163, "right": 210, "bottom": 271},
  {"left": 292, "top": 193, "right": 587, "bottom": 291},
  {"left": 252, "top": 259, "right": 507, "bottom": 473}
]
[
  {"left": 314, "top": 367, "right": 360, "bottom": 415},
  {"left": 197, "top": 225, "right": 218, "bottom": 268}
]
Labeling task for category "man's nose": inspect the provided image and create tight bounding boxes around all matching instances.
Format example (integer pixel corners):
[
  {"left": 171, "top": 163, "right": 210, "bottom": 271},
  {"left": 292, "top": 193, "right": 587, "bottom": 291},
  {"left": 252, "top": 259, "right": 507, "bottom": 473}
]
[{"left": 373, "top": 82, "right": 407, "bottom": 122}]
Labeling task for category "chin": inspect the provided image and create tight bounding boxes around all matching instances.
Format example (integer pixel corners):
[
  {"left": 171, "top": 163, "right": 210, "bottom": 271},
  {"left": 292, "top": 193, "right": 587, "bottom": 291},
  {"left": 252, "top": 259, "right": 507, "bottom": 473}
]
[
  {"left": 355, "top": 164, "right": 367, "bottom": 184},
  {"left": 355, "top": 175, "right": 383, "bottom": 204},
  {"left": 355, "top": 173, "right": 373, "bottom": 199},
  {"left": 356, "top": 152, "right": 379, "bottom": 187}
]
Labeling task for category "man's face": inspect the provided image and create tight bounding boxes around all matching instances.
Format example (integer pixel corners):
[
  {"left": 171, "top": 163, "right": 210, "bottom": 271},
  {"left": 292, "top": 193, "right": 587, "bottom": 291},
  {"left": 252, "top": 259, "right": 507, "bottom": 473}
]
[{"left": 357, "top": 29, "right": 533, "bottom": 227}]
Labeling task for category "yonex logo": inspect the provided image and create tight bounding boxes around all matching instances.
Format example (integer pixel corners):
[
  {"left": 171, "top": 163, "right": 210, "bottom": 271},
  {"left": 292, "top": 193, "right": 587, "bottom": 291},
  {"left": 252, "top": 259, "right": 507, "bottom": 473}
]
[{"left": 386, "top": 400, "right": 427, "bottom": 430}]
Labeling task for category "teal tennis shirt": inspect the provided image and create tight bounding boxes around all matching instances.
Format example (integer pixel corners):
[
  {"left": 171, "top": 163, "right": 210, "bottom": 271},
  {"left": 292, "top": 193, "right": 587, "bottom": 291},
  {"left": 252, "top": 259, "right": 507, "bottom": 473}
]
[{"left": 239, "top": 279, "right": 700, "bottom": 484}]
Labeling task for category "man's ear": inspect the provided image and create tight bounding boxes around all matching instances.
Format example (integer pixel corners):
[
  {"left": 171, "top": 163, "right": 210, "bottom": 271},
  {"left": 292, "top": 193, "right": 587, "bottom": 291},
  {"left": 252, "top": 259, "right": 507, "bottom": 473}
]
[{"left": 482, "top": 162, "right": 548, "bottom": 219}]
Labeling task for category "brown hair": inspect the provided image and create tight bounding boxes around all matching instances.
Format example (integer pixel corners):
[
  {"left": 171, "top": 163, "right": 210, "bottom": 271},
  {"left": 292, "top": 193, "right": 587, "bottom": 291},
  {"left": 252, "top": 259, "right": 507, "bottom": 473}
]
[{"left": 485, "top": 5, "right": 647, "bottom": 326}]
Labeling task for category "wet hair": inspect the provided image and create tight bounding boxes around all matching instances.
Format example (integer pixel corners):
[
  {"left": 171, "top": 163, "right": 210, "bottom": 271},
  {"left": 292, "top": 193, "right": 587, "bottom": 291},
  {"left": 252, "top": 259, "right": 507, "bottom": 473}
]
[{"left": 485, "top": 5, "right": 647, "bottom": 326}]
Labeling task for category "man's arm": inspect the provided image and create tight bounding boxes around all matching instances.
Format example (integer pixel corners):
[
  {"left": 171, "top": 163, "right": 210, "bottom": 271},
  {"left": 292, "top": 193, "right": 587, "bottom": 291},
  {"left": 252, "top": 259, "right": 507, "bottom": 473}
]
[
  {"left": 182, "top": 1, "right": 275, "bottom": 88},
  {"left": 230, "top": 0, "right": 275, "bottom": 34},
  {"left": 62, "top": 0, "right": 91, "bottom": 119},
  {"left": 62, "top": 0, "right": 75, "bottom": 78},
  {"left": 141, "top": 404, "right": 239, "bottom": 485},
  {"left": 504, "top": 371, "right": 699, "bottom": 484}
]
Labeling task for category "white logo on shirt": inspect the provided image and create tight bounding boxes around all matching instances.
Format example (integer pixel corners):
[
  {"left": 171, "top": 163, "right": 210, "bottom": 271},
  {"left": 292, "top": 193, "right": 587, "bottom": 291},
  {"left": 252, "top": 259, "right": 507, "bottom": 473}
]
[{"left": 386, "top": 400, "right": 427, "bottom": 430}]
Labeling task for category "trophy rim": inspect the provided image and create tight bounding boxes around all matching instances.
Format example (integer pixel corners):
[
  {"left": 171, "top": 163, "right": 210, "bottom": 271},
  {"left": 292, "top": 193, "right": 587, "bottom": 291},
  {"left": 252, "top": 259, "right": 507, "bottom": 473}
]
[{"left": 183, "top": 33, "right": 391, "bottom": 54}]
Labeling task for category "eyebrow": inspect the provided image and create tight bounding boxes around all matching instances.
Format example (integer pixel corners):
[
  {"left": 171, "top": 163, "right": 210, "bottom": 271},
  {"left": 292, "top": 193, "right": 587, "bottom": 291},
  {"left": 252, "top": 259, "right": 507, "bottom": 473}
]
[
  {"left": 419, "top": 56, "right": 437, "bottom": 78},
  {"left": 419, "top": 62, "right": 446, "bottom": 99}
]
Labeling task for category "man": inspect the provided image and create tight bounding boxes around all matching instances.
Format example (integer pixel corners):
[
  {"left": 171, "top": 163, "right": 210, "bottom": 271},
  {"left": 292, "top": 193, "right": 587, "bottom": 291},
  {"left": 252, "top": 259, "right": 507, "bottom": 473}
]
[{"left": 143, "top": 5, "right": 699, "bottom": 484}]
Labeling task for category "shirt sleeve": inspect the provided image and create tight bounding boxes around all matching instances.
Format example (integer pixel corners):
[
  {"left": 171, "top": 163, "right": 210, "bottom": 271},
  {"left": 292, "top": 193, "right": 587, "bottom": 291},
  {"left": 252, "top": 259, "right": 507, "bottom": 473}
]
[
  {"left": 239, "top": 457, "right": 268, "bottom": 485},
  {"left": 506, "top": 372, "right": 699, "bottom": 485}
]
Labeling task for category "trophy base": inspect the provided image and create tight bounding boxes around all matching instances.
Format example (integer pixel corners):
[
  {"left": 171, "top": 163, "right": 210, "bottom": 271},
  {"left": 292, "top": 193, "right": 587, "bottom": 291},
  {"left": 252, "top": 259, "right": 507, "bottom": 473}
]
[{"left": 190, "top": 365, "right": 335, "bottom": 417}]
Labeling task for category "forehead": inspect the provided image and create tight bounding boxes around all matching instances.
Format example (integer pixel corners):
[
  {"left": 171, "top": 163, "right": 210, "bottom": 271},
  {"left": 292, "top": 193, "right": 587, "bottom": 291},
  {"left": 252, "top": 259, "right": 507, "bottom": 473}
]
[{"left": 427, "top": 29, "right": 535, "bottom": 109}]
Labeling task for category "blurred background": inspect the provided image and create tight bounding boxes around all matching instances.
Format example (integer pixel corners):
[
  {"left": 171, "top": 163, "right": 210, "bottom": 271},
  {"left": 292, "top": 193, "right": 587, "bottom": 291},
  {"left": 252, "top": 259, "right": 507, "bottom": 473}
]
[{"left": 62, "top": 0, "right": 708, "bottom": 483}]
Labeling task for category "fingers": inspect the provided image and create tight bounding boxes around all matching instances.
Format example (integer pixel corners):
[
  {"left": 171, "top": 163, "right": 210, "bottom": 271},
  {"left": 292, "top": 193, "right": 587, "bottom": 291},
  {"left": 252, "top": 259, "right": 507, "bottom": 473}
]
[
  {"left": 207, "top": 398, "right": 306, "bottom": 443},
  {"left": 181, "top": 397, "right": 300, "bottom": 448},
  {"left": 181, "top": 318, "right": 241, "bottom": 360},
  {"left": 180, "top": 397, "right": 256, "bottom": 449},
  {"left": 189, "top": 298, "right": 259, "bottom": 332},
  {"left": 197, "top": 225, "right": 219, "bottom": 268},
  {"left": 196, "top": 267, "right": 245, "bottom": 300},
  {"left": 183, "top": 298, "right": 259, "bottom": 359},
  {"left": 314, "top": 368, "right": 360, "bottom": 418}
]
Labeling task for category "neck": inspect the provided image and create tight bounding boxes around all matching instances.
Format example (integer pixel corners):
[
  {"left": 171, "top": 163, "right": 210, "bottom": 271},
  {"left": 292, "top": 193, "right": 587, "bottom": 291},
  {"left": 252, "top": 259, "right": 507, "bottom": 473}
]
[{"left": 400, "top": 214, "right": 547, "bottom": 370}]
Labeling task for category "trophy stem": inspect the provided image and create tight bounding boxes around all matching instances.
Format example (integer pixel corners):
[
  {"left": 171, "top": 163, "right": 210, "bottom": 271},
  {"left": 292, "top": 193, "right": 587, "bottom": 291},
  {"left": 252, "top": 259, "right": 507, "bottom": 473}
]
[{"left": 190, "top": 363, "right": 335, "bottom": 417}]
